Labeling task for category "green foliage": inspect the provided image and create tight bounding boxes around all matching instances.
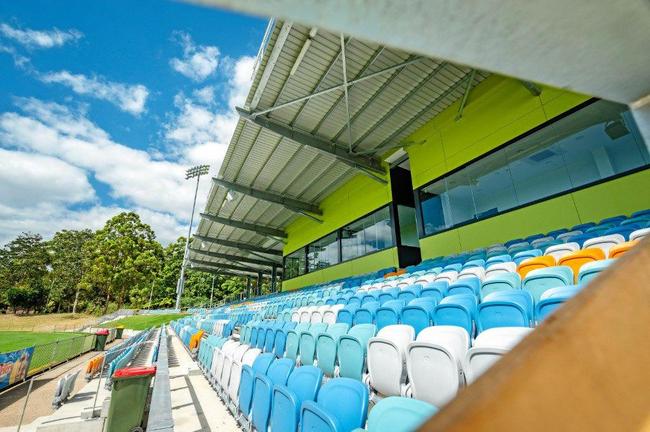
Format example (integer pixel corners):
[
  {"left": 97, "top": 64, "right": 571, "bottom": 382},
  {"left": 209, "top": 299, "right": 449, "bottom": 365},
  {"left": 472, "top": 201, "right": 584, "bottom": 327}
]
[{"left": 0, "top": 211, "right": 255, "bottom": 314}]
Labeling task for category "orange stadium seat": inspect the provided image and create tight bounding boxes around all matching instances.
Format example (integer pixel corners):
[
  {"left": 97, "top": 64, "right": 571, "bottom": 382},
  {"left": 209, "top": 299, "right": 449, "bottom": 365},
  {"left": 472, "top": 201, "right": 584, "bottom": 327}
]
[
  {"left": 558, "top": 248, "right": 606, "bottom": 282},
  {"left": 608, "top": 240, "right": 639, "bottom": 259},
  {"left": 517, "top": 255, "right": 556, "bottom": 278}
]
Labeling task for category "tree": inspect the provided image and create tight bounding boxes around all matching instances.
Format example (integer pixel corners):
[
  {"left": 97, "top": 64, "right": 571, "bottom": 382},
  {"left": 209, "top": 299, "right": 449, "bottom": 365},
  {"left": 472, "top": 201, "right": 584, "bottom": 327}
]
[
  {"left": 80, "top": 212, "right": 163, "bottom": 313},
  {"left": 0, "top": 233, "right": 50, "bottom": 313},
  {"left": 45, "top": 229, "right": 94, "bottom": 313}
]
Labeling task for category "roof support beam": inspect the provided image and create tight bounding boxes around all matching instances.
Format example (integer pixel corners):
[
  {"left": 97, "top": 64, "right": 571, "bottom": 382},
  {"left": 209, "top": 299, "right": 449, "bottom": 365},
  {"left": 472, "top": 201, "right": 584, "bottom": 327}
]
[
  {"left": 455, "top": 69, "right": 477, "bottom": 120},
  {"left": 248, "top": 56, "right": 423, "bottom": 117},
  {"left": 189, "top": 248, "right": 279, "bottom": 267},
  {"left": 190, "top": 266, "right": 252, "bottom": 278},
  {"left": 213, "top": 177, "right": 322, "bottom": 216},
  {"left": 190, "top": 258, "right": 275, "bottom": 275},
  {"left": 236, "top": 107, "right": 387, "bottom": 181},
  {"left": 520, "top": 80, "right": 543, "bottom": 96},
  {"left": 201, "top": 212, "right": 287, "bottom": 238},
  {"left": 192, "top": 234, "right": 283, "bottom": 257}
]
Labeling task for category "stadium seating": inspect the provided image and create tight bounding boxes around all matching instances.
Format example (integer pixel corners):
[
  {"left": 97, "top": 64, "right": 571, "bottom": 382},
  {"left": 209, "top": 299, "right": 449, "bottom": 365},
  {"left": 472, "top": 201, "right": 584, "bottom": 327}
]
[
  {"left": 356, "top": 397, "right": 437, "bottom": 432},
  {"left": 300, "top": 378, "right": 369, "bottom": 432},
  {"left": 367, "top": 325, "right": 415, "bottom": 398},
  {"left": 522, "top": 266, "right": 574, "bottom": 303},
  {"left": 251, "top": 358, "right": 294, "bottom": 432},
  {"left": 271, "top": 365, "right": 323, "bottom": 432},
  {"left": 466, "top": 327, "right": 532, "bottom": 383},
  {"left": 338, "top": 324, "right": 377, "bottom": 380}
]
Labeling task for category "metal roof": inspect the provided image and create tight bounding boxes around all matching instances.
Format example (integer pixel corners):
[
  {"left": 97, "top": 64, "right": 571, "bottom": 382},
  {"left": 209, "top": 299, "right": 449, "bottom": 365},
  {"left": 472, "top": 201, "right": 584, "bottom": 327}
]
[{"left": 189, "top": 20, "right": 489, "bottom": 276}]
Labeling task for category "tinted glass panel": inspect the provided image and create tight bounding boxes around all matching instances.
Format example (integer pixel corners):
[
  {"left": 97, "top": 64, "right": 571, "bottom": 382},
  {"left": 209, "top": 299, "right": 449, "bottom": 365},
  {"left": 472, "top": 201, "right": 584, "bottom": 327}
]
[
  {"left": 307, "top": 232, "right": 339, "bottom": 272},
  {"left": 341, "top": 206, "right": 394, "bottom": 261},
  {"left": 418, "top": 100, "right": 648, "bottom": 238},
  {"left": 284, "top": 248, "right": 306, "bottom": 279}
]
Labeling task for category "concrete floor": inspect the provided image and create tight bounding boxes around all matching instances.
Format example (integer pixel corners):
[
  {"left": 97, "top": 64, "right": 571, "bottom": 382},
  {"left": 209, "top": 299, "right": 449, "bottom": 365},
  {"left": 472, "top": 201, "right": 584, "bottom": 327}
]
[{"left": 167, "top": 329, "right": 241, "bottom": 432}]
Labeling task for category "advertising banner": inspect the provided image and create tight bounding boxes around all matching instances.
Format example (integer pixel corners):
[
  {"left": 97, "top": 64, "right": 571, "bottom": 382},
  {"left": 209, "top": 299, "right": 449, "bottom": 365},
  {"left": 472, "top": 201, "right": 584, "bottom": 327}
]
[{"left": 0, "top": 347, "right": 34, "bottom": 390}]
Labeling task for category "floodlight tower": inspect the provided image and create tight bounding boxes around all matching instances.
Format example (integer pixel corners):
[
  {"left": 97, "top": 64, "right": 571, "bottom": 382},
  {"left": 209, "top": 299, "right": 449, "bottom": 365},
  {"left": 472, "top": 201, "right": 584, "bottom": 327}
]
[{"left": 176, "top": 164, "right": 210, "bottom": 310}]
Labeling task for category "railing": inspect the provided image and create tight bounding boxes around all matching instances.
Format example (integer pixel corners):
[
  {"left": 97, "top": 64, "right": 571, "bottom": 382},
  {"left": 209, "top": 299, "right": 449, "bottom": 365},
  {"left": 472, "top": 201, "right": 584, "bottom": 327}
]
[
  {"left": 27, "top": 333, "right": 96, "bottom": 376},
  {"left": 146, "top": 326, "right": 174, "bottom": 432}
]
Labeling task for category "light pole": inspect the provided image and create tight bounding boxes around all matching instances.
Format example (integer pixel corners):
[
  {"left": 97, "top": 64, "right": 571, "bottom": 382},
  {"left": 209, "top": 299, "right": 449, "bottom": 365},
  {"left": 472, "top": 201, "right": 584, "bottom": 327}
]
[
  {"left": 209, "top": 275, "right": 215, "bottom": 309},
  {"left": 175, "top": 164, "right": 210, "bottom": 310}
]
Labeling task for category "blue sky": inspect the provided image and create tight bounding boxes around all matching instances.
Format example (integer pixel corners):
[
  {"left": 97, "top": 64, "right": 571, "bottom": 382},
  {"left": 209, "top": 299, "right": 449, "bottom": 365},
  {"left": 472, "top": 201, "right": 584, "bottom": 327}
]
[{"left": 0, "top": 0, "right": 266, "bottom": 244}]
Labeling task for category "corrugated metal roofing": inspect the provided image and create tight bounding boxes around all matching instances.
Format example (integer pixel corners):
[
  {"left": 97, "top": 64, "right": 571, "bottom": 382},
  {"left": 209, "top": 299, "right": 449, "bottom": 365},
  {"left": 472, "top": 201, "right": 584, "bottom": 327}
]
[{"left": 189, "top": 20, "right": 488, "bottom": 276}]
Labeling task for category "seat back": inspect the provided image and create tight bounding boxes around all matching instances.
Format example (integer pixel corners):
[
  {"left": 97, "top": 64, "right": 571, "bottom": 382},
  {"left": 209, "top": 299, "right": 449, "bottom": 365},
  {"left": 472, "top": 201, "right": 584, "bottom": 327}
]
[
  {"left": 337, "top": 324, "right": 377, "bottom": 380},
  {"left": 535, "top": 285, "right": 580, "bottom": 322},
  {"left": 558, "top": 248, "right": 606, "bottom": 282},
  {"left": 336, "top": 305, "right": 358, "bottom": 326},
  {"left": 435, "top": 270, "right": 458, "bottom": 284},
  {"left": 238, "top": 353, "right": 274, "bottom": 417},
  {"left": 364, "top": 397, "right": 437, "bottom": 432},
  {"left": 406, "top": 326, "right": 469, "bottom": 406},
  {"left": 323, "top": 305, "right": 344, "bottom": 324},
  {"left": 583, "top": 234, "right": 625, "bottom": 255},
  {"left": 466, "top": 327, "right": 532, "bottom": 383},
  {"left": 286, "top": 324, "right": 310, "bottom": 361},
  {"left": 578, "top": 259, "right": 614, "bottom": 285},
  {"left": 478, "top": 290, "right": 533, "bottom": 332},
  {"left": 446, "top": 277, "right": 481, "bottom": 297},
  {"left": 300, "top": 378, "right": 369, "bottom": 432},
  {"left": 484, "top": 261, "right": 517, "bottom": 279},
  {"left": 401, "top": 298, "right": 437, "bottom": 335},
  {"left": 480, "top": 272, "right": 521, "bottom": 299},
  {"left": 251, "top": 358, "right": 294, "bottom": 432},
  {"left": 608, "top": 240, "right": 638, "bottom": 259},
  {"left": 396, "top": 284, "right": 422, "bottom": 303},
  {"left": 270, "top": 366, "right": 323, "bottom": 432},
  {"left": 367, "top": 325, "right": 415, "bottom": 397},
  {"left": 299, "top": 323, "right": 329, "bottom": 366},
  {"left": 630, "top": 228, "right": 650, "bottom": 242},
  {"left": 353, "top": 301, "right": 380, "bottom": 325},
  {"left": 376, "top": 300, "right": 405, "bottom": 330},
  {"left": 517, "top": 255, "right": 556, "bottom": 278},
  {"left": 522, "top": 265, "right": 574, "bottom": 302},
  {"left": 315, "top": 323, "right": 350, "bottom": 376},
  {"left": 434, "top": 294, "right": 477, "bottom": 336},
  {"left": 458, "top": 266, "right": 485, "bottom": 281},
  {"left": 421, "top": 281, "right": 447, "bottom": 303}
]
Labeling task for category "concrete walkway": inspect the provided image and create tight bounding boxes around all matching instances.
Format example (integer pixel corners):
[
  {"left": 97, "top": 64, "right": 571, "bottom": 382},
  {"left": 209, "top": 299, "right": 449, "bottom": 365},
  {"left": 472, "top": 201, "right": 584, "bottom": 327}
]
[{"left": 167, "top": 329, "right": 240, "bottom": 432}]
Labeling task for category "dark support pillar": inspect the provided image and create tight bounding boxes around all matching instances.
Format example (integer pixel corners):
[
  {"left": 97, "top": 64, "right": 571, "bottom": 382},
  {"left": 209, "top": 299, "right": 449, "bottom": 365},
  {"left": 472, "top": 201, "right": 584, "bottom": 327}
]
[
  {"left": 271, "top": 266, "right": 277, "bottom": 293},
  {"left": 246, "top": 276, "right": 251, "bottom": 299},
  {"left": 257, "top": 272, "right": 263, "bottom": 296}
]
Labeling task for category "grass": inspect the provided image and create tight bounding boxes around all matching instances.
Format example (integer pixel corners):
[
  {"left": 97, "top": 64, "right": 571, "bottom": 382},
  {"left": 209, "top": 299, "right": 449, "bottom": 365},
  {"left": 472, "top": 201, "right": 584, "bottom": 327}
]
[
  {"left": 101, "top": 313, "right": 187, "bottom": 330},
  {"left": 0, "top": 331, "right": 85, "bottom": 352},
  {"left": 0, "top": 312, "right": 97, "bottom": 332}
]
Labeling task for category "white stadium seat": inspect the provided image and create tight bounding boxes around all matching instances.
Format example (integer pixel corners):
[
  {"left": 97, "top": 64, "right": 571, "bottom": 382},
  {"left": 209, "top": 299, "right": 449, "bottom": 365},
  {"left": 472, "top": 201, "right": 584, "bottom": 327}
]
[
  {"left": 545, "top": 242, "right": 580, "bottom": 261},
  {"left": 465, "top": 327, "right": 532, "bottom": 383},
  {"left": 367, "top": 324, "right": 415, "bottom": 399}
]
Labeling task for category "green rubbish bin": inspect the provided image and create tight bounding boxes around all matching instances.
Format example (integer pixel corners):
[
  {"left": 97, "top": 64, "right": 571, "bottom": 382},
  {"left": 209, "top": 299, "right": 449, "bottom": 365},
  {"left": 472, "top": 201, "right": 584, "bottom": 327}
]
[
  {"left": 105, "top": 366, "right": 157, "bottom": 432},
  {"left": 94, "top": 329, "right": 109, "bottom": 351},
  {"left": 115, "top": 325, "right": 125, "bottom": 339}
]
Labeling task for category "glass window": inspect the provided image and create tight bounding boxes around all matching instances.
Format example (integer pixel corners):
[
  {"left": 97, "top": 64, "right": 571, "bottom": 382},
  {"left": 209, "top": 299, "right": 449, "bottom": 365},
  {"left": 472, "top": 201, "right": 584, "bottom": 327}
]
[
  {"left": 307, "top": 232, "right": 339, "bottom": 272},
  {"left": 284, "top": 248, "right": 306, "bottom": 279},
  {"left": 418, "top": 100, "right": 648, "bottom": 238},
  {"left": 341, "top": 206, "right": 394, "bottom": 261}
]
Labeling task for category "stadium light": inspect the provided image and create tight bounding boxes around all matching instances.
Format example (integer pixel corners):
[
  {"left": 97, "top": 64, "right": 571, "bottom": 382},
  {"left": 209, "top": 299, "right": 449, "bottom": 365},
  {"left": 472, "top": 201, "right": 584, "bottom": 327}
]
[{"left": 175, "top": 164, "right": 210, "bottom": 310}]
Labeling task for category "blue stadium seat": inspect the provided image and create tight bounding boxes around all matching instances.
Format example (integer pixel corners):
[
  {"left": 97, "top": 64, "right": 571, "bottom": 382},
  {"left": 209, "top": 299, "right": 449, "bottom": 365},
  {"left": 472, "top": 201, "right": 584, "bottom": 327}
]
[
  {"left": 315, "top": 323, "right": 350, "bottom": 377},
  {"left": 353, "top": 301, "right": 380, "bottom": 325},
  {"left": 238, "top": 353, "right": 274, "bottom": 421},
  {"left": 421, "top": 282, "right": 447, "bottom": 303},
  {"left": 264, "top": 322, "right": 283, "bottom": 353},
  {"left": 599, "top": 215, "right": 626, "bottom": 225},
  {"left": 547, "top": 228, "right": 568, "bottom": 238},
  {"left": 375, "top": 300, "right": 406, "bottom": 330},
  {"left": 571, "top": 222, "right": 596, "bottom": 231},
  {"left": 401, "top": 298, "right": 437, "bottom": 335},
  {"left": 477, "top": 290, "right": 533, "bottom": 332},
  {"left": 513, "top": 249, "right": 543, "bottom": 265},
  {"left": 271, "top": 366, "right": 323, "bottom": 432},
  {"left": 361, "top": 292, "right": 380, "bottom": 306},
  {"left": 347, "top": 296, "right": 362, "bottom": 307},
  {"left": 434, "top": 294, "right": 477, "bottom": 336},
  {"left": 631, "top": 209, "right": 650, "bottom": 218},
  {"left": 578, "top": 259, "right": 614, "bottom": 285},
  {"left": 358, "top": 397, "right": 437, "bottom": 432},
  {"left": 522, "top": 266, "right": 574, "bottom": 302},
  {"left": 337, "top": 324, "right": 377, "bottom": 380},
  {"left": 378, "top": 287, "right": 398, "bottom": 305},
  {"left": 251, "top": 358, "right": 295, "bottom": 432},
  {"left": 446, "top": 277, "right": 481, "bottom": 297},
  {"left": 462, "top": 259, "right": 485, "bottom": 269},
  {"left": 273, "top": 323, "right": 296, "bottom": 358},
  {"left": 286, "top": 323, "right": 311, "bottom": 361},
  {"left": 300, "top": 378, "right": 369, "bottom": 432},
  {"left": 480, "top": 273, "right": 521, "bottom": 299},
  {"left": 535, "top": 286, "right": 581, "bottom": 323},
  {"left": 442, "top": 263, "right": 463, "bottom": 272},
  {"left": 397, "top": 284, "right": 423, "bottom": 303},
  {"left": 336, "top": 305, "right": 358, "bottom": 326},
  {"left": 299, "top": 323, "right": 329, "bottom": 366},
  {"left": 486, "top": 254, "right": 512, "bottom": 266}
]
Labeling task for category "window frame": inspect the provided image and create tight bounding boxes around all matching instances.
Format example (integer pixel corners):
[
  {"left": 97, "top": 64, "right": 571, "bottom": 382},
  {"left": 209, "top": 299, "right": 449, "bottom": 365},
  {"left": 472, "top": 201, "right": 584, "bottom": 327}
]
[
  {"left": 415, "top": 98, "right": 650, "bottom": 240},
  {"left": 282, "top": 204, "right": 396, "bottom": 281}
]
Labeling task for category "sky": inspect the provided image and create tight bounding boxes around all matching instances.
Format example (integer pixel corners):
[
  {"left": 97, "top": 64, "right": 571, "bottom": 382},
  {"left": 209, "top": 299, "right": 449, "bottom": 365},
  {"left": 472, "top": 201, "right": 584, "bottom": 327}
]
[{"left": 0, "top": 0, "right": 267, "bottom": 245}]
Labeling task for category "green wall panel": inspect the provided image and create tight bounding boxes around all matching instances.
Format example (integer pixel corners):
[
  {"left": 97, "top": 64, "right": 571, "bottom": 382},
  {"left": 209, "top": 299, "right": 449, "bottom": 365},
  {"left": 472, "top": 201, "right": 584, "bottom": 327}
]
[
  {"left": 419, "top": 169, "right": 650, "bottom": 260},
  {"left": 281, "top": 247, "right": 398, "bottom": 291}
]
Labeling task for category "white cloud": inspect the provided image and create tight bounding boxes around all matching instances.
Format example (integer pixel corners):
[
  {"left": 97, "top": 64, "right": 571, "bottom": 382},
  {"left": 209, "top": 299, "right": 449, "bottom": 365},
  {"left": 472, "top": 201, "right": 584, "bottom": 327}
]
[
  {"left": 192, "top": 86, "right": 215, "bottom": 105},
  {"left": 165, "top": 55, "right": 255, "bottom": 168},
  {"left": 0, "top": 149, "right": 95, "bottom": 208},
  {"left": 0, "top": 23, "right": 82, "bottom": 49},
  {"left": 39, "top": 71, "right": 149, "bottom": 115},
  {"left": 170, "top": 32, "right": 220, "bottom": 81},
  {"left": 0, "top": 43, "right": 30, "bottom": 68}
]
